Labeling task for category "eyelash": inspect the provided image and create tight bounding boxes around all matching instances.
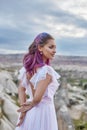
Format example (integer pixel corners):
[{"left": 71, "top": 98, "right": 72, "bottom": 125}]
[
  {"left": 49, "top": 46, "right": 56, "bottom": 49},
  {"left": 49, "top": 46, "right": 53, "bottom": 49}
]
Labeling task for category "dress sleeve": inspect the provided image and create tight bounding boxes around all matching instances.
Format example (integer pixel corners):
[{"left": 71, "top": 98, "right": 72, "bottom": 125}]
[
  {"left": 18, "top": 67, "right": 27, "bottom": 88},
  {"left": 47, "top": 66, "right": 61, "bottom": 80},
  {"left": 33, "top": 65, "right": 61, "bottom": 89}
]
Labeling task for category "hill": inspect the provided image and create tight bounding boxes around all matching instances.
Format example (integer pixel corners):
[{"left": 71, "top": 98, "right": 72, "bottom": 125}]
[{"left": 0, "top": 54, "right": 87, "bottom": 67}]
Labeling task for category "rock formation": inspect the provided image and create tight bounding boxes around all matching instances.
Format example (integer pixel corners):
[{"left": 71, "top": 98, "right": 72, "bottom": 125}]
[
  {"left": 0, "top": 70, "right": 19, "bottom": 130},
  {"left": 54, "top": 77, "right": 75, "bottom": 130}
]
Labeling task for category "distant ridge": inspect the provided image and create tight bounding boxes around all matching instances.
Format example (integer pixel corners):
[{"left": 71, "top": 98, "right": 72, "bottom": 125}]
[
  {"left": 0, "top": 54, "right": 87, "bottom": 66},
  {"left": 53, "top": 55, "right": 87, "bottom": 66}
]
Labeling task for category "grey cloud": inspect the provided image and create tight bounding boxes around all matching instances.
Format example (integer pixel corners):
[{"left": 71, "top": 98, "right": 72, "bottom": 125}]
[
  {"left": 0, "top": 0, "right": 87, "bottom": 55},
  {"left": 0, "top": 0, "right": 87, "bottom": 30},
  {"left": 43, "top": 8, "right": 87, "bottom": 29},
  {"left": 57, "top": 37, "right": 87, "bottom": 56}
]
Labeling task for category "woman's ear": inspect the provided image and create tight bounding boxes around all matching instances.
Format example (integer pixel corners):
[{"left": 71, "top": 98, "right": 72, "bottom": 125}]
[{"left": 38, "top": 45, "right": 43, "bottom": 52}]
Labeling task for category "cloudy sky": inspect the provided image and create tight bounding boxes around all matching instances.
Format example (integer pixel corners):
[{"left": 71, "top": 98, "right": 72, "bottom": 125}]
[{"left": 0, "top": 0, "right": 87, "bottom": 56}]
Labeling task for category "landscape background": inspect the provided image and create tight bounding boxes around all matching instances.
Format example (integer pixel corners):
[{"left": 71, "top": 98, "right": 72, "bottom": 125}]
[
  {"left": 0, "top": 54, "right": 87, "bottom": 130},
  {"left": 0, "top": 0, "right": 87, "bottom": 130}
]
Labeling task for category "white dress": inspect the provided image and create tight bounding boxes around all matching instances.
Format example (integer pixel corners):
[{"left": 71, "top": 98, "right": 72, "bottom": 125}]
[{"left": 15, "top": 65, "right": 60, "bottom": 130}]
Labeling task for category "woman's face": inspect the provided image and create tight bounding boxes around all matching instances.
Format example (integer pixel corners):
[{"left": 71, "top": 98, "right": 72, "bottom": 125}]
[{"left": 39, "top": 39, "right": 56, "bottom": 61}]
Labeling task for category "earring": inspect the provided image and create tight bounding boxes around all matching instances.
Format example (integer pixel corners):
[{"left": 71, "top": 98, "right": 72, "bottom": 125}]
[{"left": 40, "top": 51, "right": 43, "bottom": 55}]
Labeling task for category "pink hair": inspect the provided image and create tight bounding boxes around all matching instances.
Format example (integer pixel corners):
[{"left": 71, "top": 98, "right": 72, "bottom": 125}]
[{"left": 23, "top": 32, "right": 54, "bottom": 75}]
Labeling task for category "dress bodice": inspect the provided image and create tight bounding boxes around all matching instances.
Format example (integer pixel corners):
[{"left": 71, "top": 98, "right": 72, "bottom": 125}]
[{"left": 18, "top": 65, "right": 61, "bottom": 101}]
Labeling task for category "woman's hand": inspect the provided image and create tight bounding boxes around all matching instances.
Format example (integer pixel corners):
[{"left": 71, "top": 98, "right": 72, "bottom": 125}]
[
  {"left": 16, "top": 112, "right": 26, "bottom": 127},
  {"left": 17, "top": 101, "right": 34, "bottom": 113}
]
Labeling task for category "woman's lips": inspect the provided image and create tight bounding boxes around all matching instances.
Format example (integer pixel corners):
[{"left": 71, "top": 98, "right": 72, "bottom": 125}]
[{"left": 51, "top": 54, "right": 55, "bottom": 57}]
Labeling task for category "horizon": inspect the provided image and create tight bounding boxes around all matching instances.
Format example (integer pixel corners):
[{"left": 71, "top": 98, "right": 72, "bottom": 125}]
[{"left": 0, "top": 53, "right": 87, "bottom": 58}]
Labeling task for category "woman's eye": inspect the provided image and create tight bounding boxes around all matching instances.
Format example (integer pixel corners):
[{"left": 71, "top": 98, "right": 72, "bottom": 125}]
[
  {"left": 49, "top": 46, "right": 56, "bottom": 49},
  {"left": 49, "top": 46, "right": 53, "bottom": 49}
]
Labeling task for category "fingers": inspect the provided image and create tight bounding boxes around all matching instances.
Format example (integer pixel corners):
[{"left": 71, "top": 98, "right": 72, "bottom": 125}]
[
  {"left": 16, "top": 118, "right": 24, "bottom": 126},
  {"left": 16, "top": 112, "right": 26, "bottom": 127},
  {"left": 17, "top": 107, "right": 24, "bottom": 112},
  {"left": 17, "top": 107, "right": 27, "bottom": 113},
  {"left": 16, "top": 118, "right": 24, "bottom": 127},
  {"left": 17, "top": 106, "right": 32, "bottom": 113},
  {"left": 21, "top": 101, "right": 31, "bottom": 106}
]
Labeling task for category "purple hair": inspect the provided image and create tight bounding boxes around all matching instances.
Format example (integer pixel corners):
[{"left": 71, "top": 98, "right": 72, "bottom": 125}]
[{"left": 23, "top": 32, "right": 54, "bottom": 75}]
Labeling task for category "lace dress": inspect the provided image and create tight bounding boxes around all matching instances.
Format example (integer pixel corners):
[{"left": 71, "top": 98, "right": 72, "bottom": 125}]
[{"left": 15, "top": 65, "right": 60, "bottom": 130}]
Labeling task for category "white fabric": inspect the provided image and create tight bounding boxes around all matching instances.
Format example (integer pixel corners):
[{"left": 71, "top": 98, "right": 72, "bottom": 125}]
[
  {"left": 18, "top": 67, "right": 27, "bottom": 88},
  {"left": 18, "top": 67, "right": 26, "bottom": 80},
  {"left": 18, "top": 67, "right": 33, "bottom": 100},
  {"left": 18, "top": 65, "right": 60, "bottom": 89},
  {"left": 15, "top": 65, "right": 61, "bottom": 130}
]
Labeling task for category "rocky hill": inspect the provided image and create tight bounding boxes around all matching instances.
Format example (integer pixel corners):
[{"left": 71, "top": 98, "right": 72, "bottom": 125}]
[
  {"left": 0, "top": 70, "right": 19, "bottom": 130},
  {"left": 0, "top": 54, "right": 87, "bottom": 71},
  {"left": 0, "top": 54, "right": 87, "bottom": 66},
  {"left": 0, "top": 54, "right": 87, "bottom": 130}
]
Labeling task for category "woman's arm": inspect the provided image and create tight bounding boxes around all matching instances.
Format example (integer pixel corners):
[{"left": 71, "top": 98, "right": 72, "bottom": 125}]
[
  {"left": 18, "top": 80, "right": 26, "bottom": 106},
  {"left": 33, "top": 73, "right": 52, "bottom": 104},
  {"left": 17, "top": 73, "right": 52, "bottom": 113},
  {"left": 16, "top": 81, "right": 27, "bottom": 127}
]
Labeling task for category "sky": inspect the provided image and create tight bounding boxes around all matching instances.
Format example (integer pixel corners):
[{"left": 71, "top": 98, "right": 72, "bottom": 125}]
[{"left": 0, "top": 0, "right": 87, "bottom": 56}]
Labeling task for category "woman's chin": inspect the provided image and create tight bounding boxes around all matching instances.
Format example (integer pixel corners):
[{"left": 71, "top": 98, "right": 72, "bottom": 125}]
[{"left": 49, "top": 56, "right": 54, "bottom": 60}]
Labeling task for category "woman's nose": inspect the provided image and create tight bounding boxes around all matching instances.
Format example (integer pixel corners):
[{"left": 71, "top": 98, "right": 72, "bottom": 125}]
[{"left": 53, "top": 49, "right": 56, "bottom": 54}]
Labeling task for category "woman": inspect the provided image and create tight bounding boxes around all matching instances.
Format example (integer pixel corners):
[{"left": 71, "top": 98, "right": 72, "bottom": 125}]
[{"left": 15, "top": 32, "right": 60, "bottom": 130}]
